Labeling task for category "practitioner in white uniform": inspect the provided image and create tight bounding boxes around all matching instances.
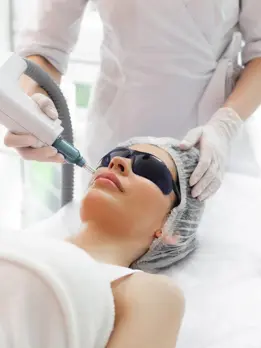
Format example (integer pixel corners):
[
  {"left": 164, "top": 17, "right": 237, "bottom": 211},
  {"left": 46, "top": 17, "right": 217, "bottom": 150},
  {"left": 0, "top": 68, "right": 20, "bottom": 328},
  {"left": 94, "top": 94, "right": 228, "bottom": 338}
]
[
  {"left": 0, "top": 136, "right": 204, "bottom": 347},
  {"left": 4, "top": 1, "right": 261, "bottom": 201}
]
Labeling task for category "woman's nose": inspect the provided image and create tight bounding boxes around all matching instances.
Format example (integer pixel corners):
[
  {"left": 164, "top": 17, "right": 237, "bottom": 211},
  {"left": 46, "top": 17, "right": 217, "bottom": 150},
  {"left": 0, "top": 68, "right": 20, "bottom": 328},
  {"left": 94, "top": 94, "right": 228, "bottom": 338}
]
[{"left": 109, "top": 156, "right": 131, "bottom": 175}]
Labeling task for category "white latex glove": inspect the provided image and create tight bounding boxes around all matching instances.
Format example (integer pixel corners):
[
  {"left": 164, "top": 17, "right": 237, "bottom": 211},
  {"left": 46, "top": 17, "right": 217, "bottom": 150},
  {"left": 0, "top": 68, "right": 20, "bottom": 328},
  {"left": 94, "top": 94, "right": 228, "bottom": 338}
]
[
  {"left": 4, "top": 93, "right": 64, "bottom": 163},
  {"left": 180, "top": 107, "right": 243, "bottom": 201}
]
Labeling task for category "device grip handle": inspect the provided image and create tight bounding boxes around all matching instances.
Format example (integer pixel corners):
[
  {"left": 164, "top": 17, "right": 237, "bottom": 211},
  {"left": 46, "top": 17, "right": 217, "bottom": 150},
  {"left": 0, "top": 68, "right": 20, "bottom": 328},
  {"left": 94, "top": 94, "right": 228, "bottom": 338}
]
[{"left": 23, "top": 59, "right": 74, "bottom": 147}]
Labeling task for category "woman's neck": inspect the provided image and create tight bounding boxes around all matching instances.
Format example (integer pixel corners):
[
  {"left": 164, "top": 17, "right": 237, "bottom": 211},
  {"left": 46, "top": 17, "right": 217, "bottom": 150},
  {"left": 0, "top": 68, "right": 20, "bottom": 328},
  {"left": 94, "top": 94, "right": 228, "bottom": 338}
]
[{"left": 68, "top": 222, "right": 139, "bottom": 267}]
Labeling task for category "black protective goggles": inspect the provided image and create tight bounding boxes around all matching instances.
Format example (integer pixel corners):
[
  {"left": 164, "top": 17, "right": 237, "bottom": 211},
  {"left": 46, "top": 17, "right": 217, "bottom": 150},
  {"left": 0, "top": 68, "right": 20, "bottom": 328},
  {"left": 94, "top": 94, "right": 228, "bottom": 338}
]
[{"left": 97, "top": 147, "right": 181, "bottom": 205}]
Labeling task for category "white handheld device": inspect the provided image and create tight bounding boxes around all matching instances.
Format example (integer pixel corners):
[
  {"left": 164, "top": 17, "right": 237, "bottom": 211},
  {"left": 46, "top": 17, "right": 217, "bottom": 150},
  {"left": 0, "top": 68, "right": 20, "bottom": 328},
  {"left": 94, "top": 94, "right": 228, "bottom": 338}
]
[{"left": 0, "top": 52, "right": 94, "bottom": 172}]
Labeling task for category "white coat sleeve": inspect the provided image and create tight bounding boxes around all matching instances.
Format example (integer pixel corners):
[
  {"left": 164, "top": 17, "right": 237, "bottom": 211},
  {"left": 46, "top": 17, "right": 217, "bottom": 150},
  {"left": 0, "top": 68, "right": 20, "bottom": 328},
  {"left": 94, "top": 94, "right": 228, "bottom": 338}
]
[
  {"left": 15, "top": 0, "right": 88, "bottom": 74},
  {"left": 0, "top": 258, "right": 68, "bottom": 348},
  {"left": 239, "top": 0, "right": 261, "bottom": 65}
]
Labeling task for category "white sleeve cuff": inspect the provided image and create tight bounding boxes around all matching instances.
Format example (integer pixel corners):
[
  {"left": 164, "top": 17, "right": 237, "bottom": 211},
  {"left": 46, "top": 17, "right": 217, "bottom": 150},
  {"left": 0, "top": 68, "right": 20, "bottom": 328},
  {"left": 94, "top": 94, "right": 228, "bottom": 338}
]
[
  {"left": 16, "top": 42, "right": 69, "bottom": 75},
  {"left": 242, "top": 41, "right": 261, "bottom": 65}
]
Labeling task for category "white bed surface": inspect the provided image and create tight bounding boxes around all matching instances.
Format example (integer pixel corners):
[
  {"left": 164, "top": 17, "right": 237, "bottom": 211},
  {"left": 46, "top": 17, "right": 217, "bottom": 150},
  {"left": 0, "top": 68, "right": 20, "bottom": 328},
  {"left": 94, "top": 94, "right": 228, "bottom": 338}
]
[{"left": 163, "top": 173, "right": 261, "bottom": 348}]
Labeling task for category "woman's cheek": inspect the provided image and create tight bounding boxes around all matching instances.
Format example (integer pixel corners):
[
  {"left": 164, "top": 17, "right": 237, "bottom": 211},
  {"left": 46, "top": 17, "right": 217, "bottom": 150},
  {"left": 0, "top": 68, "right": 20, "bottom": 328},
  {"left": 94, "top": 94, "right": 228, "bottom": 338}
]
[{"left": 135, "top": 181, "right": 164, "bottom": 207}]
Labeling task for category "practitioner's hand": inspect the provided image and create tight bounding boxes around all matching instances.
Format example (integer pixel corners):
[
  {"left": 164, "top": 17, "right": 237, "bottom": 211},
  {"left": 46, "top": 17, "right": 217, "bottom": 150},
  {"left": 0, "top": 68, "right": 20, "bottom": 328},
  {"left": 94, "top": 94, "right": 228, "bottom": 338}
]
[
  {"left": 180, "top": 108, "right": 243, "bottom": 201},
  {"left": 4, "top": 93, "right": 64, "bottom": 163}
]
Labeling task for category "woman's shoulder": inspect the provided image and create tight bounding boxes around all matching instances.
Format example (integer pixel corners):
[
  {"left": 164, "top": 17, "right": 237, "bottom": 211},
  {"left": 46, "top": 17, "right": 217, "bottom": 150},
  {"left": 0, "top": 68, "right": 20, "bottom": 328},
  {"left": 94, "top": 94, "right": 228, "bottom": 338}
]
[
  {"left": 128, "top": 272, "right": 183, "bottom": 295},
  {"left": 112, "top": 271, "right": 184, "bottom": 310}
]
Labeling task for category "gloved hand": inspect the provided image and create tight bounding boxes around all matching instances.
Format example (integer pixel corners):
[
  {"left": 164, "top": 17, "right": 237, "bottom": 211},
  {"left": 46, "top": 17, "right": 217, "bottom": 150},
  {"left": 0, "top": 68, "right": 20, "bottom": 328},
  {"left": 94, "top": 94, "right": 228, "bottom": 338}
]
[
  {"left": 4, "top": 93, "right": 64, "bottom": 163},
  {"left": 180, "top": 107, "right": 243, "bottom": 201}
]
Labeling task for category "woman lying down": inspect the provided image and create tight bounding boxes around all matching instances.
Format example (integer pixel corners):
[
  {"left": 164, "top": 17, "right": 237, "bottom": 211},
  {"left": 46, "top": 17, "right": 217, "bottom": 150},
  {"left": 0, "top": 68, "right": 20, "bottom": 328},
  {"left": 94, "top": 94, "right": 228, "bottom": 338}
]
[{"left": 0, "top": 136, "right": 204, "bottom": 348}]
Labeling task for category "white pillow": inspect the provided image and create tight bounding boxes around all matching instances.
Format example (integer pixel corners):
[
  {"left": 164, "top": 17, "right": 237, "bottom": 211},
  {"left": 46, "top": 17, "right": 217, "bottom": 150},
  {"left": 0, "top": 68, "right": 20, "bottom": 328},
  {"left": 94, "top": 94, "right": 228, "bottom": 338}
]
[{"left": 22, "top": 200, "right": 82, "bottom": 239}]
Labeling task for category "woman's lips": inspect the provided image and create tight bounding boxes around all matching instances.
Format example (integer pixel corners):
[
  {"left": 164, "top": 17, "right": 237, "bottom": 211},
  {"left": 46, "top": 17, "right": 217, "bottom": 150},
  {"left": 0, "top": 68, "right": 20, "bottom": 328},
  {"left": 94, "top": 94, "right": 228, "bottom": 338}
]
[{"left": 94, "top": 172, "right": 124, "bottom": 192}]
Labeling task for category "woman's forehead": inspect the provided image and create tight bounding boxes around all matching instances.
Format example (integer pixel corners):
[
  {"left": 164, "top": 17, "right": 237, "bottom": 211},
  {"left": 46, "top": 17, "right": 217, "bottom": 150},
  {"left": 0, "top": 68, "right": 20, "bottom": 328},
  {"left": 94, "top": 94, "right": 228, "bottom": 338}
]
[{"left": 130, "top": 144, "right": 178, "bottom": 180}]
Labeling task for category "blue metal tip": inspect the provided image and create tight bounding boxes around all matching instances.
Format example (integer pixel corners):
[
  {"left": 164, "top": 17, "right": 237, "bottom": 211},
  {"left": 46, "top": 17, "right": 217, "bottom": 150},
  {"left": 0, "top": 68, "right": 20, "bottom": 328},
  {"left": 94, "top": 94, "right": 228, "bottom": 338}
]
[{"left": 52, "top": 137, "right": 86, "bottom": 168}]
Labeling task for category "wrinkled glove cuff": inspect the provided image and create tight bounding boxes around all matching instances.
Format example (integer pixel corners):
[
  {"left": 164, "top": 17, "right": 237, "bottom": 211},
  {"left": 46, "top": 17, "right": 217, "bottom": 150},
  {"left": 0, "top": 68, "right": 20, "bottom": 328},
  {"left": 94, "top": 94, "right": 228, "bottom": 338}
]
[{"left": 208, "top": 107, "right": 243, "bottom": 139}]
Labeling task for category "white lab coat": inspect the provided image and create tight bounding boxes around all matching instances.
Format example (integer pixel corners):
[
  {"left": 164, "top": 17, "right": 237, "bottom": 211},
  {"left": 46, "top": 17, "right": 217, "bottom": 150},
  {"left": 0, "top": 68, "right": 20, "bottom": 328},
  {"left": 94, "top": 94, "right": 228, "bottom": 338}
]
[{"left": 16, "top": 0, "right": 261, "bottom": 175}]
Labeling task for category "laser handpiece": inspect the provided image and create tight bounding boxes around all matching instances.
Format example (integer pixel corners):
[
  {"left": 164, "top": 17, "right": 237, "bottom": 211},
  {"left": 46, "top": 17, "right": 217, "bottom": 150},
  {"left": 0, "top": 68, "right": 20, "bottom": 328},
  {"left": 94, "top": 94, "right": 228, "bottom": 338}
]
[{"left": 0, "top": 52, "right": 95, "bottom": 174}]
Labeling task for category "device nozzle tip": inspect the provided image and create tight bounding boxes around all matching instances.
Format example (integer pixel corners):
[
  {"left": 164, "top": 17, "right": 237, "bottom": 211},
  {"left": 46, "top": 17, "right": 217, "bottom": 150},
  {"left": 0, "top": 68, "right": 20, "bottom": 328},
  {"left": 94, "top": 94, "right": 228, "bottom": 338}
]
[{"left": 83, "top": 163, "right": 95, "bottom": 174}]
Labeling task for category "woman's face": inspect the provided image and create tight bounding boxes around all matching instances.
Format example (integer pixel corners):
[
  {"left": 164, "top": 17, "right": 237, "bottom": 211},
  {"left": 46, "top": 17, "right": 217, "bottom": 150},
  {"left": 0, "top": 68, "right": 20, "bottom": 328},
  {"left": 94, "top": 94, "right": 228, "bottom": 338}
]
[{"left": 80, "top": 144, "right": 178, "bottom": 245}]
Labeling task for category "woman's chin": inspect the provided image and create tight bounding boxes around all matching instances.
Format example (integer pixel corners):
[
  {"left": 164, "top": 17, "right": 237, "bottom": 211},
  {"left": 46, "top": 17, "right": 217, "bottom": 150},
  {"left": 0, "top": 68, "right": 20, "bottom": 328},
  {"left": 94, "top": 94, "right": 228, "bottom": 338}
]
[
  {"left": 80, "top": 187, "right": 122, "bottom": 221},
  {"left": 87, "top": 185, "right": 120, "bottom": 201}
]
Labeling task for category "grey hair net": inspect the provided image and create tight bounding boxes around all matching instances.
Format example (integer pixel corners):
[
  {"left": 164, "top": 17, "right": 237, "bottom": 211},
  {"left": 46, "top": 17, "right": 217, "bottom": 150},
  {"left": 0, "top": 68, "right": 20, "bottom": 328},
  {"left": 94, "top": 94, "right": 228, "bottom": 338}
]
[{"left": 118, "top": 136, "right": 205, "bottom": 273}]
